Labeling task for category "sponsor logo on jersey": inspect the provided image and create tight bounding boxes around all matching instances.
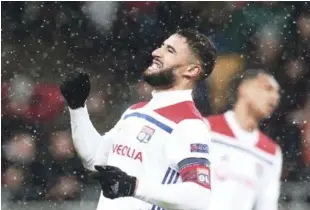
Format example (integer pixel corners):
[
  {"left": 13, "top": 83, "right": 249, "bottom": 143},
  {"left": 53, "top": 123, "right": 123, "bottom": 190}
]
[
  {"left": 215, "top": 156, "right": 256, "bottom": 189},
  {"left": 190, "top": 143, "right": 209, "bottom": 154},
  {"left": 112, "top": 144, "right": 143, "bottom": 162},
  {"left": 136, "top": 125, "right": 155, "bottom": 143}
]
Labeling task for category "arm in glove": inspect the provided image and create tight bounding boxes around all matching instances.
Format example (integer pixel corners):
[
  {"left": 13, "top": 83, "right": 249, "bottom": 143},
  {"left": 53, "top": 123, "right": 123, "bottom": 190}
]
[
  {"left": 61, "top": 70, "right": 113, "bottom": 171},
  {"left": 90, "top": 165, "right": 137, "bottom": 199},
  {"left": 60, "top": 70, "right": 90, "bottom": 109},
  {"left": 91, "top": 165, "right": 210, "bottom": 210}
]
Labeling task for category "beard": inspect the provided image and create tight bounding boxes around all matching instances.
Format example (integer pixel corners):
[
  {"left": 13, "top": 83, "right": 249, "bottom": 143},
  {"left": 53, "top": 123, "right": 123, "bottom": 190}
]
[{"left": 142, "top": 67, "right": 176, "bottom": 89}]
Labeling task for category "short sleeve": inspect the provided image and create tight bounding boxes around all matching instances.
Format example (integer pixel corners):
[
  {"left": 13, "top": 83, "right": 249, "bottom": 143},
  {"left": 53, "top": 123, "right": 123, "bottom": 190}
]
[{"left": 168, "top": 119, "right": 212, "bottom": 189}]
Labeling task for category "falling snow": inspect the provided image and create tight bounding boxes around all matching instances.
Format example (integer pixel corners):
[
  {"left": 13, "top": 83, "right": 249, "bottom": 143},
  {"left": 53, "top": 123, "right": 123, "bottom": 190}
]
[{"left": 1, "top": 1, "right": 310, "bottom": 210}]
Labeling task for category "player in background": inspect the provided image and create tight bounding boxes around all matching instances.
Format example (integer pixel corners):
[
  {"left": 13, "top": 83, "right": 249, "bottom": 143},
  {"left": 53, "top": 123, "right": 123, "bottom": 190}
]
[
  {"left": 60, "top": 29, "right": 217, "bottom": 210},
  {"left": 204, "top": 69, "right": 283, "bottom": 210}
]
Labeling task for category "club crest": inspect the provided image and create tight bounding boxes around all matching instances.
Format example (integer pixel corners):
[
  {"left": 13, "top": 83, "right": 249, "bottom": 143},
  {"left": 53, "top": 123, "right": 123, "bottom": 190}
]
[{"left": 136, "top": 125, "right": 155, "bottom": 143}]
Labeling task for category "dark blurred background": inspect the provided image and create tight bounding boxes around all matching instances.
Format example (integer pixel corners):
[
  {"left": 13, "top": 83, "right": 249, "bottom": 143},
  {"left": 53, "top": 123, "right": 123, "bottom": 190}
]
[{"left": 1, "top": 1, "right": 310, "bottom": 209}]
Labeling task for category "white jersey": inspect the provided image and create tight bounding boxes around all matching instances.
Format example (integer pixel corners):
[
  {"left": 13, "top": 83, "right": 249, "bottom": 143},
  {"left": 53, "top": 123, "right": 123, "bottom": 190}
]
[
  {"left": 205, "top": 111, "right": 282, "bottom": 210},
  {"left": 69, "top": 90, "right": 212, "bottom": 210}
]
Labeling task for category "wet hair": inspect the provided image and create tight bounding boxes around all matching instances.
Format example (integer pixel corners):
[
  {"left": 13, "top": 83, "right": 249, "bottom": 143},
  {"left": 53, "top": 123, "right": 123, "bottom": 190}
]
[
  {"left": 228, "top": 69, "right": 273, "bottom": 106},
  {"left": 176, "top": 29, "right": 217, "bottom": 80}
]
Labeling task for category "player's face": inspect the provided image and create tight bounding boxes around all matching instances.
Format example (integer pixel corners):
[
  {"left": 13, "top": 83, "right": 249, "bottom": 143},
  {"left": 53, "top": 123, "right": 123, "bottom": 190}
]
[
  {"left": 143, "top": 34, "right": 200, "bottom": 88},
  {"left": 241, "top": 74, "right": 280, "bottom": 119}
]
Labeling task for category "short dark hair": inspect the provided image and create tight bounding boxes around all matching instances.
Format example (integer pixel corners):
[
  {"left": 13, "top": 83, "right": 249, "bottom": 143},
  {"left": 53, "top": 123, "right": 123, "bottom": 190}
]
[
  {"left": 228, "top": 69, "right": 273, "bottom": 106},
  {"left": 176, "top": 29, "right": 217, "bottom": 80}
]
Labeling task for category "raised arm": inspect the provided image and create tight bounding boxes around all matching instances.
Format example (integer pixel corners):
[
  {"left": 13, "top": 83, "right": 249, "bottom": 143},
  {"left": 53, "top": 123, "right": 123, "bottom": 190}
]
[
  {"left": 60, "top": 70, "right": 116, "bottom": 171},
  {"left": 69, "top": 106, "right": 118, "bottom": 171}
]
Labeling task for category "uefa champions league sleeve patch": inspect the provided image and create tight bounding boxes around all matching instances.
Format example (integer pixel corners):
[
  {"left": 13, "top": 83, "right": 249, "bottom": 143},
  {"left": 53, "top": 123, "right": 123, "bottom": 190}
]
[{"left": 190, "top": 143, "right": 209, "bottom": 154}]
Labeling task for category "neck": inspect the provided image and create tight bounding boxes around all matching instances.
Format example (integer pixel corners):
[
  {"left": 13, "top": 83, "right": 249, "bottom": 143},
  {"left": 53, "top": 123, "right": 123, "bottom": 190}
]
[
  {"left": 233, "top": 101, "right": 259, "bottom": 132},
  {"left": 154, "top": 80, "right": 194, "bottom": 92}
]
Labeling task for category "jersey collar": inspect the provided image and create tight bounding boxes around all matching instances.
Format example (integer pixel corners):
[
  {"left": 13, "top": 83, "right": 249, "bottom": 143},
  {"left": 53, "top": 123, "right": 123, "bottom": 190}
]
[
  {"left": 151, "top": 89, "right": 193, "bottom": 104},
  {"left": 224, "top": 111, "right": 259, "bottom": 144}
]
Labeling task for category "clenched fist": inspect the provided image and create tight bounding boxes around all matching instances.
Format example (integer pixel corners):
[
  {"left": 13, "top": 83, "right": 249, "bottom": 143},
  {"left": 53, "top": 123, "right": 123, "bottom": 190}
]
[
  {"left": 60, "top": 70, "right": 90, "bottom": 109},
  {"left": 90, "top": 165, "right": 137, "bottom": 199}
]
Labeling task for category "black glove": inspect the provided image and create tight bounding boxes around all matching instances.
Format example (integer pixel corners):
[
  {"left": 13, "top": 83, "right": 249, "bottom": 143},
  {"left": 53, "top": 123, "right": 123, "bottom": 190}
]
[
  {"left": 90, "top": 165, "right": 137, "bottom": 199},
  {"left": 60, "top": 70, "right": 90, "bottom": 109}
]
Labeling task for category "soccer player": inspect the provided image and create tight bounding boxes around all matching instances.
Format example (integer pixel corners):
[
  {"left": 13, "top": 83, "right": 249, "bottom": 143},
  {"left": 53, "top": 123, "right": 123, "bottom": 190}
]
[
  {"left": 205, "top": 69, "right": 283, "bottom": 210},
  {"left": 60, "top": 29, "right": 217, "bottom": 210}
]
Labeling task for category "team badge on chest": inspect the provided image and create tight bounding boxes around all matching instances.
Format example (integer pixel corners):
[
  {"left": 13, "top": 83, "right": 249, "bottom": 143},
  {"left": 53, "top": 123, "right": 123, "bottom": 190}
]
[{"left": 136, "top": 125, "right": 155, "bottom": 143}]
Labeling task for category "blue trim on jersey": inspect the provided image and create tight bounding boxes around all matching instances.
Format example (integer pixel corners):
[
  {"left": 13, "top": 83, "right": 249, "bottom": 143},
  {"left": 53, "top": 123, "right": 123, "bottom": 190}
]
[
  {"left": 162, "top": 168, "right": 171, "bottom": 184},
  {"left": 178, "top": 157, "right": 210, "bottom": 170},
  {"left": 173, "top": 173, "right": 180, "bottom": 183},
  {"left": 211, "top": 139, "right": 273, "bottom": 165},
  {"left": 168, "top": 170, "right": 176, "bottom": 184},
  {"left": 124, "top": 112, "right": 173, "bottom": 133},
  {"left": 152, "top": 167, "right": 180, "bottom": 210}
]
